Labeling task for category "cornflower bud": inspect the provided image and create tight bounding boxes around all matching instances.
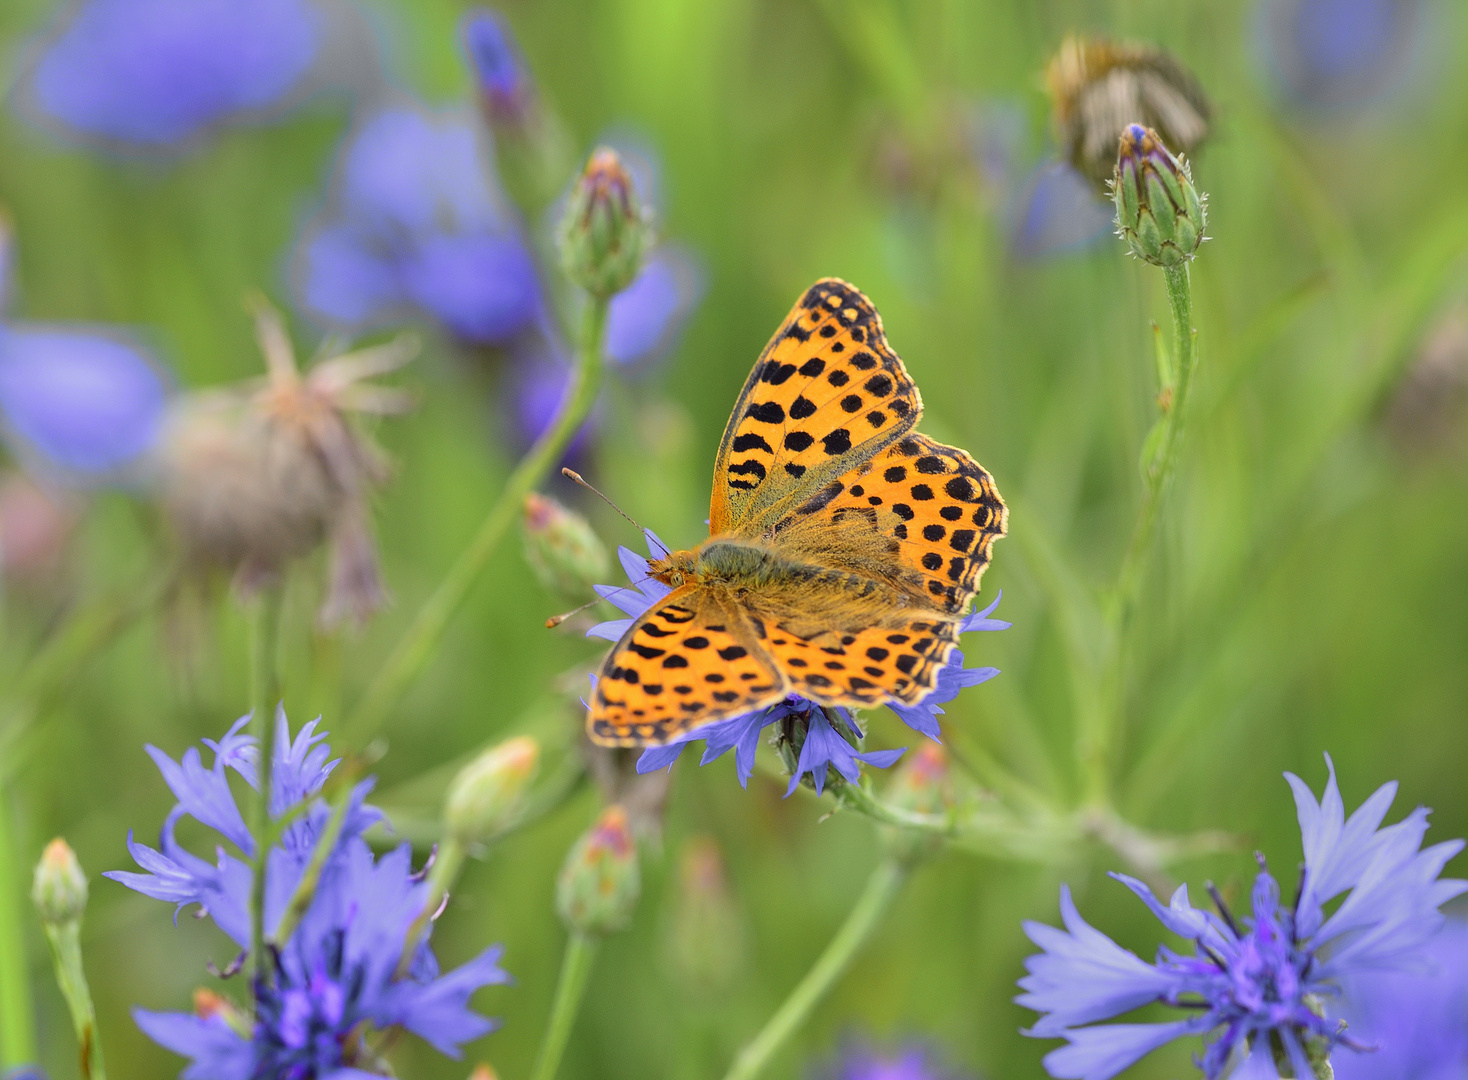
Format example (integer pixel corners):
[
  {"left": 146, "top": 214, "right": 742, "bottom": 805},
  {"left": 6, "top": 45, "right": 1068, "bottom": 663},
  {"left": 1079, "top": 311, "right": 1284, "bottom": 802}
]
[
  {"left": 467, "top": 1066, "right": 500, "bottom": 1080},
  {"left": 443, "top": 736, "right": 540, "bottom": 844},
  {"left": 555, "top": 804, "right": 640, "bottom": 936},
  {"left": 1112, "top": 124, "right": 1206, "bottom": 268},
  {"left": 31, "top": 838, "right": 87, "bottom": 925},
  {"left": 192, "top": 988, "right": 252, "bottom": 1039},
  {"left": 557, "top": 149, "right": 651, "bottom": 299},
  {"left": 522, "top": 492, "right": 610, "bottom": 599},
  {"left": 462, "top": 9, "right": 531, "bottom": 129}
]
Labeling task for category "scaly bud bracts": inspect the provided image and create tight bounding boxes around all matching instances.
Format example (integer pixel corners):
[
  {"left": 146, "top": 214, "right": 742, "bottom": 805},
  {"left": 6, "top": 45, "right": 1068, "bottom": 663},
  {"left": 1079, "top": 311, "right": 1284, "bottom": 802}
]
[
  {"left": 557, "top": 149, "right": 651, "bottom": 299},
  {"left": 555, "top": 804, "right": 640, "bottom": 935},
  {"left": 1113, "top": 124, "right": 1206, "bottom": 268},
  {"left": 522, "top": 492, "right": 610, "bottom": 598},
  {"left": 31, "top": 838, "right": 87, "bottom": 925},
  {"left": 444, "top": 736, "right": 540, "bottom": 844}
]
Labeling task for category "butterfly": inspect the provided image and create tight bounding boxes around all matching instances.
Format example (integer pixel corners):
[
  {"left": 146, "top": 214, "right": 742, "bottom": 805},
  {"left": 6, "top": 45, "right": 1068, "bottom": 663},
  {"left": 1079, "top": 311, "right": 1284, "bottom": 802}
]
[{"left": 586, "top": 279, "right": 1007, "bottom": 747}]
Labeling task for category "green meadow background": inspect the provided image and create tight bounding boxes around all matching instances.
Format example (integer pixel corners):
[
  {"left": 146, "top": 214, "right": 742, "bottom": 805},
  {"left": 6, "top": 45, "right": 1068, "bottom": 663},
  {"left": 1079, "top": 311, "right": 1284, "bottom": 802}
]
[{"left": 2, "top": 0, "right": 1467, "bottom": 1077}]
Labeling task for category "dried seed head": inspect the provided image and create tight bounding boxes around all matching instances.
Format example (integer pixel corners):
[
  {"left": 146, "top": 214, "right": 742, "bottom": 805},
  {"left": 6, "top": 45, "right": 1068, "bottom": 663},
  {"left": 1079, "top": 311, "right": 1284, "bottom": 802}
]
[
  {"left": 1046, "top": 35, "right": 1212, "bottom": 190},
  {"left": 159, "top": 297, "right": 417, "bottom": 626}
]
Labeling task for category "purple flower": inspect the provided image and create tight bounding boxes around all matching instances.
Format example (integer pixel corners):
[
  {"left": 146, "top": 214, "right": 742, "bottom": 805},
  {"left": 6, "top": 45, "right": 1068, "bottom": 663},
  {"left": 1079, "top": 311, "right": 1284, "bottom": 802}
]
[
  {"left": 293, "top": 104, "right": 541, "bottom": 345},
  {"left": 818, "top": 1040, "right": 961, "bottom": 1080},
  {"left": 585, "top": 532, "right": 1006, "bottom": 793},
  {"left": 1255, "top": 0, "right": 1427, "bottom": 112},
  {"left": 109, "top": 711, "right": 508, "bottom": 1073},
  {"left": 1018, "top": 755, "right": 1468, "bottom": 1080},
  {"left": 20, "top": 0, "right": 323, "bottom": 148},
  {"left": 1008, "top": 161, "right": 1114, "bottom": 260},
  {"left": 1330, "top": 918, "right": 1468, "bottom": 1080},
  {"left": 0, "top": 324, "right": 168, "bottom": 477}
]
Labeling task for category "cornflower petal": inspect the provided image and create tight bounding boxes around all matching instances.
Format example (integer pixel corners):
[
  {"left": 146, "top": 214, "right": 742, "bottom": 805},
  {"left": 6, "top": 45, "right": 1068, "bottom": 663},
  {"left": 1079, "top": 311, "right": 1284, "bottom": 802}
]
[
  {"left": 1108, "top": 873, "right": 1220, "bottom": 941},
  {"left": 1040, "top": 1016, "right": 1215, "bottom": 1080},
  {"left": 1017, "top": 885, "right": 1188, "bottom": 1036},
  {"left": 145, "top": 744, "right": 254, "bottom": 858},
  {"left": 785, "top": 708, "right": 904, "bottom": 797},
  {"left": 201, "top": 714, "right": 257, "bottom": 788},
  {"left": 269, "top": 710, "right": 338, "bottom": 817},
  {"left": 132, "top": 1010, "right": 252, "bottom": 1080}
]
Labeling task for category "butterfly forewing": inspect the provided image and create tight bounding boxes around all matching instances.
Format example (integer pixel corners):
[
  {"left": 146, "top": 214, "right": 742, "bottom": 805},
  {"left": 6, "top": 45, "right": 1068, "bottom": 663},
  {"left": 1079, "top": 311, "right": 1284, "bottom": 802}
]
[
  {"left": 589, "top": 586, "right": 788, "bottom": 745},
  {"left": 709, "top": 279, "right": 921, "bottom": 534}
]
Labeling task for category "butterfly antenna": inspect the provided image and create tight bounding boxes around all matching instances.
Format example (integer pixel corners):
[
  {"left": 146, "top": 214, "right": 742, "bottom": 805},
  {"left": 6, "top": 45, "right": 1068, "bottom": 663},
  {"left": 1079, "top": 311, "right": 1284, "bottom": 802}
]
[
  {"left": 545, "top": 596, "right": 606, "bottom": 630},
  {"left": 561, "top": 468, "right": 647, "bottom": 535}
]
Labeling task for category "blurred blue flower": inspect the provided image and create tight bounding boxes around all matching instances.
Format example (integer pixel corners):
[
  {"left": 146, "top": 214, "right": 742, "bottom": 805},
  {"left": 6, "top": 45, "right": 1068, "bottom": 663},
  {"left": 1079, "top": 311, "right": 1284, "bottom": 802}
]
[
  {"left": 294, "top": 104, "right": 541, "bottom": 345},
  {"left": 111, "top": 710, "right": 509, "bottom": 1074},
  {"left": 818, "top": 1040, "right": 960, "bottom": 1080},
  {"left": 605, "top": 246, "right": 704, "bottom": 368},
  {"left": 1331, "top": 918, "right": 1468, "bottom": 1080},
  {"left": 1008, "top": 162, "right": 1114, "bottom": 260},
  {"left": 22, "top": 0, "right": 323, "bottom": 148},
  {"left": 1255, "top": 0, "right": 1426, "bottom": 112},
  {"left": 0, "top": 325, "right": 168, "bottom": 477},
  {"left": 461, "top": 8, "right": 530, "bottom": 120},
  {"left": 1018, "top": 755, "right": 1468, "bottom": 1080},
  {"left": 585, "top": 532, "right": 1006, "bottom": 792}
]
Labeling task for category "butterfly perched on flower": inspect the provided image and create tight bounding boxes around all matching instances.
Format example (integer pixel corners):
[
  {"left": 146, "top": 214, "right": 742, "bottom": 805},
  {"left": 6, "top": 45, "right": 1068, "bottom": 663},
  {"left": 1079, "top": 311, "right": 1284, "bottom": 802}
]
[{"left": 587, "top": 279, "right": 1006, "bottom": 747}]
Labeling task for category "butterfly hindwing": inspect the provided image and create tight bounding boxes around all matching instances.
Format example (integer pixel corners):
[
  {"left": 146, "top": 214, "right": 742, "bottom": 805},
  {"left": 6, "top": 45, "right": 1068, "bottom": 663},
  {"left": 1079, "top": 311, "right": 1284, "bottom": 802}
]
[
  {"left": 709, "top": 279, "right": 921, "bottom": 533},
  {"left": 762, "top": 617, "right": 961, "bottom": 708},
  {"left": 589, "top": 586, "right": 788, "bottom": 746}
]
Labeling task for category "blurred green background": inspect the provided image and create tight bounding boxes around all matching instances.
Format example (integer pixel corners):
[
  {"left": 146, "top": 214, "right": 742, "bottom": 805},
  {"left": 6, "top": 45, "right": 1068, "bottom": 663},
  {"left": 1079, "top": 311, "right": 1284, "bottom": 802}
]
[{"left": 2, "top": 0, "right": 1468, "bottom": 1077}]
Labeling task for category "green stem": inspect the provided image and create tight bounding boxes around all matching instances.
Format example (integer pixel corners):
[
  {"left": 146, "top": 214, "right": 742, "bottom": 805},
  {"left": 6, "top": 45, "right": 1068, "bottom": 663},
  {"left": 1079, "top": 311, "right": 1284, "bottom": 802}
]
[
  {"left": 41, "top": 921, "right": 105, "bottom": 1080},
  {"left": 349, "top": 298, "right": 610, "bottom": 738},
  {"left": 1083, "top": 263, "right": 1196, "bottom": 806},
  {"left": 721, "top": 859, "right": 907, "bottom": 1080},
  {"left": 0, "top": 788, "right": 37, "bottom": 1068},
  {"left": 246, "top": 586, "right": 283, "bottom": 995},
  {"left": 529, "top": 932, "right": 601, "bottom": 1080}
]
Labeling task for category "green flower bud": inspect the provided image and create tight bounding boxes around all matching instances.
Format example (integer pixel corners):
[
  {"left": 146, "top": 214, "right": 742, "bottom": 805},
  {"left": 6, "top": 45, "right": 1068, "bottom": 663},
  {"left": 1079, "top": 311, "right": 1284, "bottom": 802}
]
[
  {"left": 1113, "top": 124, "right": 1206, "bottom": 268},
  {"left": 193, "top": 988, "right": 252, "bottom": 1039},
  {"left": 31, "top": 838, "right": 87, "bottom": 925},
  {"left": 555, "top": 804, "right": 640, "bottom": 936},
  {"left": 522, "top": 493, "right": 610, "bottom": 599},
  {"left": 557, "top": 149, "right": 651, "bottom": 298},
  {"left": 444, "top": 736, "right": 540, "bottom": 844}
]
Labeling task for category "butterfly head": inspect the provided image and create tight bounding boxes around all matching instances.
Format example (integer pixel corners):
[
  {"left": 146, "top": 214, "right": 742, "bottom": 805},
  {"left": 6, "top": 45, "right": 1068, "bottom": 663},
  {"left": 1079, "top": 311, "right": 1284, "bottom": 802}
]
[{"left": 647, "top": 547, "right": 699, "bottom": 589}]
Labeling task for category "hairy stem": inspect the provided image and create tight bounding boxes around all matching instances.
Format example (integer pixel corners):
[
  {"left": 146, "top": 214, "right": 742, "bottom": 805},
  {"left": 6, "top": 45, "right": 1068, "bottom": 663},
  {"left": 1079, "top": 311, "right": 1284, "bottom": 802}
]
[
  {"left": 529, "top": 932, "right": 600, "bottom": 1080},
  {"left": 1082, "top": 263, "right": 1197, "bottom": 806},
  {"left": 246, "top": 586, "right": 283, "bottom": 997},
  {"left": 41, "top": 921, "right": 105, "bottom": 1080},
  {"left": 349, "top": 298, "right": 609, "bottom": 738},
  {"left": 721, "top": 858, "right": 907, "bottom": 1080}
]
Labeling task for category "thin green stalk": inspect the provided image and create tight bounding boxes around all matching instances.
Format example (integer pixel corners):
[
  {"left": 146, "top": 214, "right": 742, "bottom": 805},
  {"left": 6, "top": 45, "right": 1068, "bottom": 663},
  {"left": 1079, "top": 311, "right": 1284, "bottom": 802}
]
[
  {"left": 41, "top": 921, "right": 105, "bottom": 1080},
  {"left": 721, "top": 858, "right": 907, "bottom": 1080},
  {"left": 350, "top": 298, "right": 610, "bottom": 738},
  {"left": 529, "top": 932, "right": 601, "bottom": 1080},
  {"left": 1082, "top": 263, "right": 1197, "bottom": 806},
  {"left": 246, "top": 586, "right": 283, "bottom": 995},
  {"left": 0, "top": 789, "right": 37, "bottom": 1068}
]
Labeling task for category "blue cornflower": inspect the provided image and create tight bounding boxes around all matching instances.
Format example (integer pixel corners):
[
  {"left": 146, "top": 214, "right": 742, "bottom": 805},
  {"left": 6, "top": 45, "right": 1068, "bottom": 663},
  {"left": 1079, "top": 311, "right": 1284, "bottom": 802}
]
[
  {"left": 0, "top": 219, "right": 168, "bottom": 479},
  {"left": 1018, "top": 755, "right": 1468, "bottom": 1080},
  {"left": 19, "top": 0, "right": 323, "bottom": 149},
  {"left": 109, "top": 710, "right": 509, "bottom": 1075},
  {"left": 818, "top": 1039, "right": 963, "bottom": 1080},
  {"left": 293, "top": 104, "right": 541, "bottom": 346},
  {"left": 586, "top": 532, "right": 1007, "bottom": 794},
  {"left": 1330, "top": 918, "right": 1468, "bottom": 1080},
  {"left": 1255, "top": 0, "right": 1427, "bottom": 113},
  {"left": 1008, "top": 161, "right": 1114, "bottom": 260}
]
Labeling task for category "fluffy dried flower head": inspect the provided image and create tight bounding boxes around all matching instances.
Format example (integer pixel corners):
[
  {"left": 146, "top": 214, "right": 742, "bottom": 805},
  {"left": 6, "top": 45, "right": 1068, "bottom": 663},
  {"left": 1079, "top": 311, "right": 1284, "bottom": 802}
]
[
  {"left": 1046, "top": 35, "right": 1212, "bottom": 189},
  {"left": 159, "top": 297, "right": 416, "bottom": 626}
]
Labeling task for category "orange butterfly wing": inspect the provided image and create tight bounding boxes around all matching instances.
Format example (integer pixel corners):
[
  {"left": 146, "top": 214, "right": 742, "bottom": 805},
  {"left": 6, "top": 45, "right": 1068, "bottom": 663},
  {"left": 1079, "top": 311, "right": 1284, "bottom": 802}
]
[
  {"left": 761, "top": 617, "right": 961, "bottom": 708},
  {"left": 587, "top": 586, "right": 788, "bottom": 747},
  {"left": 709, "top": 279, "right": 922, "bottom": 534}
]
